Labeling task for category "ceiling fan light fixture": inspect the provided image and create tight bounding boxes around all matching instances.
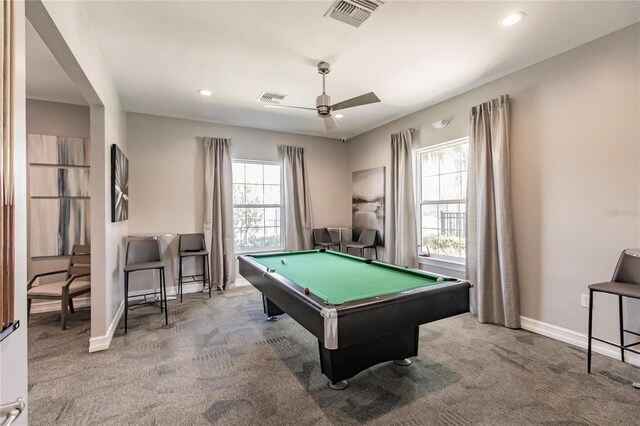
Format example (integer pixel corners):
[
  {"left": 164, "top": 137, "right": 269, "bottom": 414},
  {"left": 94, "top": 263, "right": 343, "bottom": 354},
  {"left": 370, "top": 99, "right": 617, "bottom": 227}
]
[
  {"left": 197, "top": 88, "right": 212, "bottom": 96},
  {"left": 499, "top": 12, "right": 524, "bottom": 27}
]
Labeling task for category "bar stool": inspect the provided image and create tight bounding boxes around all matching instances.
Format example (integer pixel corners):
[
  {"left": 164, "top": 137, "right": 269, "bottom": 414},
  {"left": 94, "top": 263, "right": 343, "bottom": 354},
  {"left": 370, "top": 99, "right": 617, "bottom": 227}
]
[
  {"left": 123, "top": 238, "right": 168, "bottom": 333},
  {"left": 587, "top": 249, "right": 640, "bottom": 373},
  {"left": 178, "top": 233, "right": 211, "bottom": 302}
]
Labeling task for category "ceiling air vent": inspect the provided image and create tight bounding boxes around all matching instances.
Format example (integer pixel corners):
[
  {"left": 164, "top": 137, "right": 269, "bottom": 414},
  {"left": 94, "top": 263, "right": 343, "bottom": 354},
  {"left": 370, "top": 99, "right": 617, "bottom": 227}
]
[
  {"left": 325, "top": 0, "right": 383, "bottom": 28},
  {"left": 257, "top": 92, "right": 286, "bottom": 105}
]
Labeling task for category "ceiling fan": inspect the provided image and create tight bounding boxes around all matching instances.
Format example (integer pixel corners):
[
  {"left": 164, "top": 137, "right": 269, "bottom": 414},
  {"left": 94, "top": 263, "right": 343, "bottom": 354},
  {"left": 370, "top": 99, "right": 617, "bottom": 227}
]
[{"left": 269, "top": 61, "right": 381, "bottom": 131}]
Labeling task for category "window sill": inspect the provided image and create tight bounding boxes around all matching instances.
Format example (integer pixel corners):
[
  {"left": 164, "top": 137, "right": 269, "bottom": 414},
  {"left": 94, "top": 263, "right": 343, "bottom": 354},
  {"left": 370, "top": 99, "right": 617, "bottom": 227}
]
[{"left": 418, "top": 256, "right": 466, "bottom": 273}]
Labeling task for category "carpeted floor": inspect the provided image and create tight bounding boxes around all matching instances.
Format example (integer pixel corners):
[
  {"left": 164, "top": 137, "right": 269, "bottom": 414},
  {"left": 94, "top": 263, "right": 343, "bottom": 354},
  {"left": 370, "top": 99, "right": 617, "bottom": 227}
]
[{"left": 28, "top": 286, "right": 640, "bottom": 425}]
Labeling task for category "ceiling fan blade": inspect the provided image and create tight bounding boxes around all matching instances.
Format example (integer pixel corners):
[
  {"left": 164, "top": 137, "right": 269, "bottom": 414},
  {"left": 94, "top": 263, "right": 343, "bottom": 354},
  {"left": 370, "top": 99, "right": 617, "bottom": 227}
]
[
  {"left": 264, "top": 104, "right": 316, "bottom": 111},
  {"left": 323, "top": 116, "right": 338, "bottom": 131},
  {"left": 331, "top": 92, "right": 380, "bottom": 111}
]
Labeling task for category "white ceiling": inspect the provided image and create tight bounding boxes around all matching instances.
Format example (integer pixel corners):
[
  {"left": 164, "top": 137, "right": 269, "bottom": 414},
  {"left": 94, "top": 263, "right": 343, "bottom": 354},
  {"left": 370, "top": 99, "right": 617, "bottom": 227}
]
[
  {"left": 28, "top": 1, "right": 640, "bottom": 138},
  {"left": 25, "top": 19, "right": 87, "bottom": 106}
]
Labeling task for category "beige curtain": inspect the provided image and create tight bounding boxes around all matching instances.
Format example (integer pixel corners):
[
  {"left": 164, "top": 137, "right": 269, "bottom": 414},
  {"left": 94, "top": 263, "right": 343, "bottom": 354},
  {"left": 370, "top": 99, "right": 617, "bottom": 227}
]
[
  {"left": 280, "top": 145, "right": 313, "bottom": 251},
  {"left": 389, "top": 129, "right": 418, "bottom": 268},
  {"left": 0, "top": 0, "right": 15, "bottom": 330},
  {"left": 467, "top": 95, "right": 520, "bottom": 328},
  {"left": 203, "top": 138, "right": 235, "bottom": 290}
]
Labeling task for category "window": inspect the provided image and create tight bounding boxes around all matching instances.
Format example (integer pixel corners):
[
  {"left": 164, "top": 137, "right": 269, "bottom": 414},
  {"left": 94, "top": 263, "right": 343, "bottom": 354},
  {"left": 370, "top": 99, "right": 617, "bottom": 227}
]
[
  {"left": 232, "top": 160, "right": 282, "bottom": 252},
  {"left": 415, "top": 138, "right": 469, "bottom": 261}
]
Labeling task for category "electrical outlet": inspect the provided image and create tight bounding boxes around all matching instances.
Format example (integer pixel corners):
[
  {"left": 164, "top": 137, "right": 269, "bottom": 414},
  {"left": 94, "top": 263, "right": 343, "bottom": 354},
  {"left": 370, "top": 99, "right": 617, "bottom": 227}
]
[{"left": 580, "top": 293, "right": 590, "bottom": 308}]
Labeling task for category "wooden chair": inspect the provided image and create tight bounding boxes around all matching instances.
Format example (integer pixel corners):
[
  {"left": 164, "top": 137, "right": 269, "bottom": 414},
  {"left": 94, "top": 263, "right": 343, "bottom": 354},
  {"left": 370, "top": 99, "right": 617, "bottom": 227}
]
[{"left": 27, "top": 244, "right": 91, "bottom": 330}]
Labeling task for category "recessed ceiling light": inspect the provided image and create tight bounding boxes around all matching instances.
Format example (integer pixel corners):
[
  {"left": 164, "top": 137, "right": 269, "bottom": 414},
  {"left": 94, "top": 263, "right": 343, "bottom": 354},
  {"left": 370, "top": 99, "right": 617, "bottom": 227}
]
[
  {"left": 335, "top": 114, "right": 344, "bottom": 118},
  {"left": 499, "top": 12, "right": 524, "bottom": 27},
  {"left": 198, "top": 89, "right": 212, "bottom": 96}
]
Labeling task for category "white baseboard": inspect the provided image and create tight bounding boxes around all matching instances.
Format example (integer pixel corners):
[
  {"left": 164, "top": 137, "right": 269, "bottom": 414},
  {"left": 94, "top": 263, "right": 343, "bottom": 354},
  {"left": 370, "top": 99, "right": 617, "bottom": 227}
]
[
  {"left": 29, "top": 295, "right": 91, "bottom": 314},
  {"left": 89, "top": 300, "right": 124, "bottom": 353},
  {"left": 520, "top": 315, "right": 640, "bottom": 367}
]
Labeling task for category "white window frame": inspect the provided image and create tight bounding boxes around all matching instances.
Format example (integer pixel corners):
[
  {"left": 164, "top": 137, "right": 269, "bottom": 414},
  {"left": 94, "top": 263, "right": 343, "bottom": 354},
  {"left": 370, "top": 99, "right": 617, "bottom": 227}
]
[
  {"left": 232, "top": 159, "right": 284, "bottom": 254},
  {"left": 414, "top": 137, "right": 469, "bottom": 266}
]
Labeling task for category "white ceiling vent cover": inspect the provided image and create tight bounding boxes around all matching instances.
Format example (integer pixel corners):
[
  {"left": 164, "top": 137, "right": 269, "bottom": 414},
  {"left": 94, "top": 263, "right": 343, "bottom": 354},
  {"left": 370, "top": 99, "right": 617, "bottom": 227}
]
[
  {"left": 326, "top": 0, "right": 383, "bottom": 27},
  {"left": 258, "top": 92, "right": 286, "bottom": 104}
]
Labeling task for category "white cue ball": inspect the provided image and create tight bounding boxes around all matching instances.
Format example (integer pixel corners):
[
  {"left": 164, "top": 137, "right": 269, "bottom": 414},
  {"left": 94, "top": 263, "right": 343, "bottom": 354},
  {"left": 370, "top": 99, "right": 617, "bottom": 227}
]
[
  {"left": 281, "top": 258, "right": 287, "bottom": 264},
  {"left": 437, "top": 277, "right": 444, "bottom": 282}
]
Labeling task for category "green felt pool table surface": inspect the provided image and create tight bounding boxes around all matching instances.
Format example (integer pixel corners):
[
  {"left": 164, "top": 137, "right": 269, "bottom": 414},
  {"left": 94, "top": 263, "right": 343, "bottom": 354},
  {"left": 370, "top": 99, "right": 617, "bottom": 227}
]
[{"left": 249, "top": 250, "right": 450, "bottom": 305}]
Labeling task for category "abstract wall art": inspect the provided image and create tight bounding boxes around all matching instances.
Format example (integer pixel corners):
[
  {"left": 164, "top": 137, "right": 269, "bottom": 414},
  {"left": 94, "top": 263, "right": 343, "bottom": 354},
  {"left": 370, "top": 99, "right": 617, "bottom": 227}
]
[
  {"left": 29, "top": 167, "right": 90, "bottom": 197},
  {"left": 111, "top": 144, "right": 129, "bottom": 222},
  {"left": 28, "top": 134, "right": 91, "bottom": 257},
  {"left": 28, "top": 134, "right": 89, "bottom": 166},
  {"left": 352, "top": 167, "right": 385, "bottom": 246},
  {"left": 30, "top": 199, "right": 91, "bottom": 257}
]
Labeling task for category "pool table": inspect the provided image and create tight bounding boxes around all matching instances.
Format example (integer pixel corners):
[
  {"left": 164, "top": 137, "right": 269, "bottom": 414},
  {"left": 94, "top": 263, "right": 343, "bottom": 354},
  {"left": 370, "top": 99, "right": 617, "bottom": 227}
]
[{"left": 238, "top": 249, "right": 470, "bottom": 389}]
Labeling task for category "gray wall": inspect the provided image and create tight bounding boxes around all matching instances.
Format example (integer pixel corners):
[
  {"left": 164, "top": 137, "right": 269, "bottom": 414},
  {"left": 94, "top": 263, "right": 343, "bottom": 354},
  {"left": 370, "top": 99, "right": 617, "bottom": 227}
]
[
  {"left": 346, "top": 24, "right": 640, "bottom": 341},
  {"left": 126, "top": 112, "right": 352, "bottom": 289},
  {"left": 26, "top": 99, "right": 90, "bottom": 310},
  {"left": 127, "top": 112, "right": 351, "bottom": 234}
]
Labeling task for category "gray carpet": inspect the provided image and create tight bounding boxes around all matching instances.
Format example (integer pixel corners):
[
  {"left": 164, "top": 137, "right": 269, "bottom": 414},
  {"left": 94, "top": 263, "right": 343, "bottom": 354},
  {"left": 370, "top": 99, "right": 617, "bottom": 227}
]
[{"left": 28, "top": 286, "right": 640, "bottom": 425}]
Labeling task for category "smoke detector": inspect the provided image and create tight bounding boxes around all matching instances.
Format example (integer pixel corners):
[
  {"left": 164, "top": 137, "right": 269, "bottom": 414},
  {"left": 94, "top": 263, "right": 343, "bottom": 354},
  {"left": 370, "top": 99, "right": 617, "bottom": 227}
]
[{"left": 325, "top": 0, "right": 384, "bottom": 28}]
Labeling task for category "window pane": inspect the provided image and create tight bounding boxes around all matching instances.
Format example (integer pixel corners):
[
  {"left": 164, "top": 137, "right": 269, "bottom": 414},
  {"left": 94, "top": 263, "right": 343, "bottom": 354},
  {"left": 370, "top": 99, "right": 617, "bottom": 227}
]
[
  {"left": 422, "top": 176, "right": 439, "bottom": 201},
  {"left": 233, "top": 183, "right": 245, "bottom": 204},
  {"left": 439, "top": 146, "right": 462, "bottom": 174},
  {"left": 234, "top": 208, "right": 247, "bottom": 249},
  {"left": 235, "top": 229, "right": 246, "bottom": 250},
  {"left": 440, "top": 172, "right": 463, "bottom": 200},
  {"left": 421, "top": 151, "right": 439, "bottom": 176},
  {"left": 245, "top": 163, "right": 263, "bottom": 184},
  {"left": 421, "top": 204, "right": 438, "bottom": 229},
  {"left": 422, "top": 228, "right": 439, "bottom": 255},
  {"left": 439, "top": 203, "right": 465, "bottom": 239},
  {"left": 233, "top": 208, "right": 245, "bottom": 228},
  {"left": 245, "top": 227, "right": 264, "bottom": 249},
  {"left": 245, "top": 184, "right": 263, "bottom": 204},
  {"left": 264, "top": 184, "right": 280, "bottom": 204},
  {"left": 264, "top": 165, "right": 280, "bottom": 184},
  {"left": 264, "top": 227, "right": 280, "bottom": 247},
  {"left": 245, "top": 208, "right": 265, "bottom": 227},
  {"left": 231, "top": 160, "right": 283, "bottom": 251},
  {"left": 460, "top": 145, "right": 468, "bottom": 172},
  {"left": 264, "top": 207, "right": 280, "bottom": 227},
  {"left": 232, "top": 162, "right": 245, "bottom": 183},
  {"left": 416, "top": 141, "right": 468, "bottom": 260}
]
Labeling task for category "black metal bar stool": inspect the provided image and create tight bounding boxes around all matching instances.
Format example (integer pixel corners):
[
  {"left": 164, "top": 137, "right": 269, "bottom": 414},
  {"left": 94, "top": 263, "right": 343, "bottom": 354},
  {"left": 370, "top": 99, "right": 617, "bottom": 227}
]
[
  {"left": 587, "top": 249, "right": 640, "bottom": 373},
  {"left": 123, "top": 238, "right": 168, "bottom": 333},
  {"left": 178, "top": 233, "right": 211, "bottom": 302}
]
